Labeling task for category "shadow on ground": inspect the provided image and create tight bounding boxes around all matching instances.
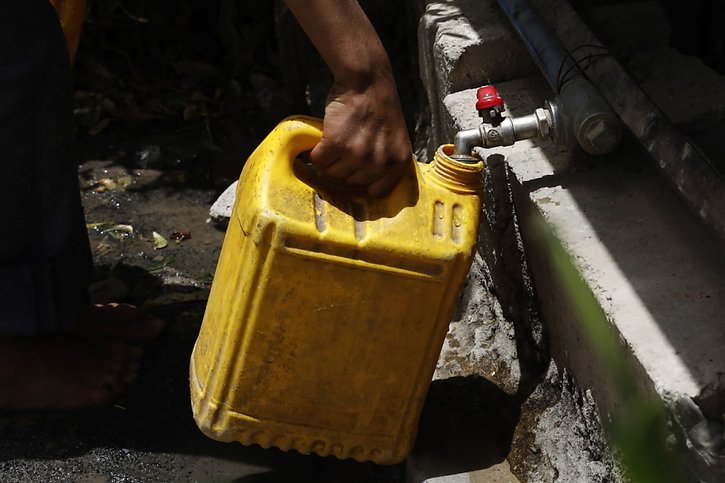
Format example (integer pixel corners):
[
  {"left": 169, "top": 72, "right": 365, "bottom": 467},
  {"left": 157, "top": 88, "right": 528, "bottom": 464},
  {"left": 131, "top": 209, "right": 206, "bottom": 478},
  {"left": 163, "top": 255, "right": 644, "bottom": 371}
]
[
  {"left": 0, "top": 293, "right": 404, "bottom": 482},
  {"left": 0, "top": 288, "right": 520, "bottom": 482}
]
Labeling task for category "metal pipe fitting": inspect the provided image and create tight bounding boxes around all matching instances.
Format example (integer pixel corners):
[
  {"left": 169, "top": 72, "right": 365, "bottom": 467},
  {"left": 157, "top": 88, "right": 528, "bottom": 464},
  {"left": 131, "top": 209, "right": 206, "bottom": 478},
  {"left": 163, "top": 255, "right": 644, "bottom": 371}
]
[
  {"left": 558, "top": 77, "right": 621, "bottom": 155},
  {"left": 495, "top": 0, "right": 621, "bottom": 155},
  {"left": 495, "top": 0, "right": 573, "bottom": 92},
  {"left": 510, "top": 107, "right": 552, "bottom": 140}
]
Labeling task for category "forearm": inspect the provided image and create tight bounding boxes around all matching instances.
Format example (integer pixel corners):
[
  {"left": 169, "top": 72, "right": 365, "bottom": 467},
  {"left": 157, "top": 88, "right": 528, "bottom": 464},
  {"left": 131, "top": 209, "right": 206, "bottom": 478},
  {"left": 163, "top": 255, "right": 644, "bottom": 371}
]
[
  {"left": 284, "top": 0, "right": 411, "bottom": 197},
  {"left": 283, "top": 0, "right": 393, "bottom": 88}
]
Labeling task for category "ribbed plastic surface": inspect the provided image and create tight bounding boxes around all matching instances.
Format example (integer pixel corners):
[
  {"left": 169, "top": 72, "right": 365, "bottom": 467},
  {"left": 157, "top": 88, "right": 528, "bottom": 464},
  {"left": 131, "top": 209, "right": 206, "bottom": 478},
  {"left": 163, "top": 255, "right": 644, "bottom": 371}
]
[{"left": 190, "top": 116, "right": 483, "bottom": 464}]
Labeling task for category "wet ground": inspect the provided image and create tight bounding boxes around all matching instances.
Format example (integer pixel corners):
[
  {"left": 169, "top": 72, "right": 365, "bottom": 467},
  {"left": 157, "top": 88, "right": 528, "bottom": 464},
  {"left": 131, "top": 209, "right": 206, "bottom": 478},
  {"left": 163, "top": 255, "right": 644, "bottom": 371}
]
[
  {"left": 0, "top": 133, "right": 521, "bottom": 482},
  {"left": 0, "top": 2, "right": 527, "bottom": 481},
  {"left": 0, "top": 142, "right": 407, "bottom": 482}
]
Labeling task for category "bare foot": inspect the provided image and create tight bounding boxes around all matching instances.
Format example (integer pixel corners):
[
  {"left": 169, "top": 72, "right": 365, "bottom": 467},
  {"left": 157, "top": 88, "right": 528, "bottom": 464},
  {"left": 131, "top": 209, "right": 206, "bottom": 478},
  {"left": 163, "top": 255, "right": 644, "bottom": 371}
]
[
  {"left": 0, "top": 334, "right": 142, "bottom": 409},
  {"left": 0, "top": 303, "right": 165, "bottom": 409},
  {"left": 80, "top": 303, "right": 166, "bottom": 343}
]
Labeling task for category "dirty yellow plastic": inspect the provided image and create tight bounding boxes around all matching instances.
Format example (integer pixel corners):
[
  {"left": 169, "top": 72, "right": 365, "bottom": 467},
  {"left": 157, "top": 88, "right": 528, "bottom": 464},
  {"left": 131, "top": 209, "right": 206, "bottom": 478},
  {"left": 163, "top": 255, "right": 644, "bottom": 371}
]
[
  {"left": 190, "top": 116, "right": 484, "bottom": 465},
  {"left": 50, "top": 0, "right": 86, "bottom": 61}
]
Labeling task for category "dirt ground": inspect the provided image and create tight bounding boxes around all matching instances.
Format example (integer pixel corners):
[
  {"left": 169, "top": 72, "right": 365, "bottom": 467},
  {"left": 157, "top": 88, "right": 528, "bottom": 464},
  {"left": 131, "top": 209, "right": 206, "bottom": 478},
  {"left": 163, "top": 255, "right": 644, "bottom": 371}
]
[
  {"left": 0, "top": 2, "right": 518, "bottom": 482},
  {"left": 0, "top": 108, "right": 408, "bottom": 483},
  {"left": 0, "top": 70, "right": 507, "bottom": 483}
]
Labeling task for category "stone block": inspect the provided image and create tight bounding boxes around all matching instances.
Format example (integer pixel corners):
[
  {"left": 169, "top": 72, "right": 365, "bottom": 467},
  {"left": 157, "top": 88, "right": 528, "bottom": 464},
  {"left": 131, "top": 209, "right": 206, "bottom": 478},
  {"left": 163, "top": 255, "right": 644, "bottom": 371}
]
[
  {"left": 208, "top": 180, "right": 236, "bottom": 227},
  {"left": 434, "top": 253, "right": 521, "bottom": 395},
  {"left": 418, "top": 0, "right": 537, "bottom": 148},
  {"left": 444, "top": 74, "right": 725, "bottom": 480},
  {"left": 420, "top": 0, "right": 535, "bottom": 94},
  {"left": 417, "top": 462, "right": 519, "bottom": 483}
]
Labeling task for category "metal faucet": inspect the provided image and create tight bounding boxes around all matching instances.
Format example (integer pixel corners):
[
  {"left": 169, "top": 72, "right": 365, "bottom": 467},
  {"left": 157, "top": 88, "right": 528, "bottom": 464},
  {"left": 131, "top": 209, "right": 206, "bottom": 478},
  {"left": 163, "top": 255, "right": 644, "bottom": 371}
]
[
  {"left": 452, "top": 82, "right": 621, "bottom": 161},
  {"left": 452, "top": 85, "right": 561, "bottom": 161},
  {"left": 454, "top": 0, "right": 623, "bottom": 161}
]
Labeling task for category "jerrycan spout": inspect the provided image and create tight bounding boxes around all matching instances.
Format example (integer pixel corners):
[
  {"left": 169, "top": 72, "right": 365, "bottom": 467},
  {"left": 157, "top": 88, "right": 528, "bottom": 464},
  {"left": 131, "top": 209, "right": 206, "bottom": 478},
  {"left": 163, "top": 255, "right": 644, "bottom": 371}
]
[{"left": 429, "top": 144, "right": 484, "bottom": 195}]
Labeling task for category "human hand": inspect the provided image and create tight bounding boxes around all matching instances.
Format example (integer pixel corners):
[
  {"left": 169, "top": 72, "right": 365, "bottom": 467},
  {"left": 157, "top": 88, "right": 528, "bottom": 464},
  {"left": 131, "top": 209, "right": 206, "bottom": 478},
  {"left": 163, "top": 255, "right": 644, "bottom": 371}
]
[
  {"left": 309, "top": 74, "right": 413, "bottom": 197},
  {"left": 283, "top": 0, "right": 413, "bottom": 196}
]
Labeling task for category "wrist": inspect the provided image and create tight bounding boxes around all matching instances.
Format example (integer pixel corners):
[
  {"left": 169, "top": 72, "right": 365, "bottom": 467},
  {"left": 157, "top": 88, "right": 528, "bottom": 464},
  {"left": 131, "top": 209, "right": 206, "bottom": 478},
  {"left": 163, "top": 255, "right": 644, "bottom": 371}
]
[
  {"left": 331, "top": 45, "right": 394, "bottom": 92},
  {"left": 285, "top": 0, "right": 394, "bottom": 91}
]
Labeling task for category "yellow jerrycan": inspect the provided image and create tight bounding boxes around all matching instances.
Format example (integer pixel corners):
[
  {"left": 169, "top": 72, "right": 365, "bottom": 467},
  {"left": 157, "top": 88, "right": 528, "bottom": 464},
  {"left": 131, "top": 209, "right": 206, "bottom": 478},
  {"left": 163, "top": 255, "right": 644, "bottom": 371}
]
[{"left": 190, "top": 116, "right": 483, "bottom": 464}]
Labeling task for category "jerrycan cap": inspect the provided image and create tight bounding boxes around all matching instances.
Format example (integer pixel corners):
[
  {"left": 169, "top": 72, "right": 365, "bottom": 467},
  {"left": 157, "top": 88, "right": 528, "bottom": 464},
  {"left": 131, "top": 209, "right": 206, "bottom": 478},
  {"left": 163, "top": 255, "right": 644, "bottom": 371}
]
[{"left": 429, "top": 145, "right": 484, "bottom": 194}]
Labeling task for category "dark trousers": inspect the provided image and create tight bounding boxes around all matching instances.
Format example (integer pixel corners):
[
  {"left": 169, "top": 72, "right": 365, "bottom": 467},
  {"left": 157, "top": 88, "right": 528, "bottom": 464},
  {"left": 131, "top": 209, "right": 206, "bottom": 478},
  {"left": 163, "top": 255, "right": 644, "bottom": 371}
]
[{"left": 0, "top": 0, "right": 92, "bottom": 334}]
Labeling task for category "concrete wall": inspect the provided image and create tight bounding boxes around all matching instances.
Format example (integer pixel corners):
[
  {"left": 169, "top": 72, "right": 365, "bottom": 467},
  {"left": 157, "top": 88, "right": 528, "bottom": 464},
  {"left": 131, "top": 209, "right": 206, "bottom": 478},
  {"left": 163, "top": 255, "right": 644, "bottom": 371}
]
[{"left": 417, "top": 0, "right": 725, "bottom": 481}]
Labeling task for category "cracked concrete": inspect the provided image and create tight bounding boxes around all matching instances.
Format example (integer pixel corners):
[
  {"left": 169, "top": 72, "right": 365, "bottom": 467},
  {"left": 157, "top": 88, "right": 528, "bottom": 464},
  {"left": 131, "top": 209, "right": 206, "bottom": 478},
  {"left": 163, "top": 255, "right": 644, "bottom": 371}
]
[
  {"left": 419, "top": 0, "right": 725, "bottom": 481},
  {"left": 509, "top": 361, "right": 625, "bottom": 483},
  {"left": 434, "top": 252, "right": 521, "bottom": 395}
]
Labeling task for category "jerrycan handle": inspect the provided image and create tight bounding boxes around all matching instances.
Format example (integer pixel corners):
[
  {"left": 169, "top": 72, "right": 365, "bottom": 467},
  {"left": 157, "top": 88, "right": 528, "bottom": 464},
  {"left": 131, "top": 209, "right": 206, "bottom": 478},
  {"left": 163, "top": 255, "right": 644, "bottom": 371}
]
[{"left": 272, "top": 116, "right": 323, "bottom": 179}]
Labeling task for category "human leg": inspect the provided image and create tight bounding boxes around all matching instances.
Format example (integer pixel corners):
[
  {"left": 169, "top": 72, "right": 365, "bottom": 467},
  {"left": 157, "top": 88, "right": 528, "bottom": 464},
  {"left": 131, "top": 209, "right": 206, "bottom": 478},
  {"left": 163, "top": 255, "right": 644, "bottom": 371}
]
[{"left": 0, "top": 0, "right": 162, "bottom": 409}]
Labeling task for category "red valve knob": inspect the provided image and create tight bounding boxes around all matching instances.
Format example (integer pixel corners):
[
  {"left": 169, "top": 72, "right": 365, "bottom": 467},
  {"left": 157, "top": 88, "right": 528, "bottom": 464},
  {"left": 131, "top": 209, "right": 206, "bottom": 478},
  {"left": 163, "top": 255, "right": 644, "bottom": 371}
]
[{"left": 476, "top": 85, "right": 504, "bottom": 111}]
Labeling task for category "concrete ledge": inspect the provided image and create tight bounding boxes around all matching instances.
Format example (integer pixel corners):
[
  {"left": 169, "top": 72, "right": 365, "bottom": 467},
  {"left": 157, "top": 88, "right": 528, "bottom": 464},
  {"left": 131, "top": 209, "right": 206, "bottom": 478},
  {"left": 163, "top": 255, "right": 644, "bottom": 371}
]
[
  {"left": 444, "top": 75, "right": 725, "bottom": 481},
  {"left": 420, "top": 0, "right": 725, "bottom": 480},
  {"left": 420, "top": 462, "right": 518, "bottom": 483}
]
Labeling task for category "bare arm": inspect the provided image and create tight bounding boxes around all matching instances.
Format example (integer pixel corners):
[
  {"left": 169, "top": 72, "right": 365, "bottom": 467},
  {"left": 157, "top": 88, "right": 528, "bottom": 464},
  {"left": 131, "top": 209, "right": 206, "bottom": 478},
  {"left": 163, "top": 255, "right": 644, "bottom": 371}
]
[{"left": 284, "top": 0, "right": 412, "bottom": 196}]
